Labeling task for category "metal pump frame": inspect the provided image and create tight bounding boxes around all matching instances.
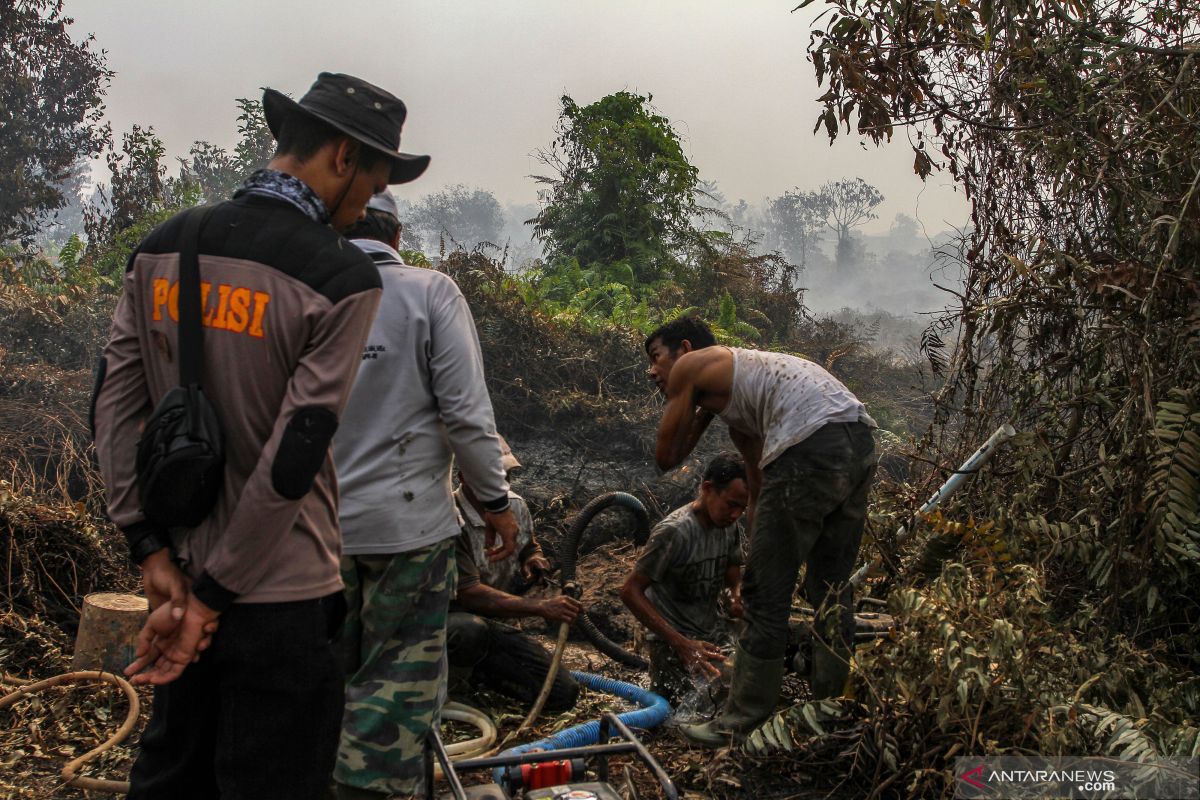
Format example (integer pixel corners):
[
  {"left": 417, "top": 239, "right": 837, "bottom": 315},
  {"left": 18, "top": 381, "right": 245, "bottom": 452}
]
[{"left": 425, "top": 712, "right": 678, "bottom": 799}]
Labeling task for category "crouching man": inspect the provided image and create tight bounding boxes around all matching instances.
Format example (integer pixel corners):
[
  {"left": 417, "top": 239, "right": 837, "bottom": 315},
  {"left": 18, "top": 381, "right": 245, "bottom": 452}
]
[
  {"left": 447, "top": 447, "right": 582, "bottom": 712},
  {"left": 619, "top": 454, "right": 748, "bottom": 707}
]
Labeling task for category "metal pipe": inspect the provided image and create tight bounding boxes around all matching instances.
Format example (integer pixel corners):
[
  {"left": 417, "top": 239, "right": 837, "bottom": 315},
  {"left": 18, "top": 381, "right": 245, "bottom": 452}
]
[{"left": 850, "top": 423, "right": 1016, "bottom": 587}]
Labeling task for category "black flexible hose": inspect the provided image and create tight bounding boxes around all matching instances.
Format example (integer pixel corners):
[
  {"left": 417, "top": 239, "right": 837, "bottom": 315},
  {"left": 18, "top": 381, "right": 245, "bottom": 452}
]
[{"left": 559, "top": 491, "right": 649, "bottom": 670}]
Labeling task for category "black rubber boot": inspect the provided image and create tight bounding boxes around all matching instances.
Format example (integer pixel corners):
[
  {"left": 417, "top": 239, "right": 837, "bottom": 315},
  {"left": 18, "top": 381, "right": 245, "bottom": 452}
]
[{"left": 809, "top": 633, "right": 852, "bottom": 700}]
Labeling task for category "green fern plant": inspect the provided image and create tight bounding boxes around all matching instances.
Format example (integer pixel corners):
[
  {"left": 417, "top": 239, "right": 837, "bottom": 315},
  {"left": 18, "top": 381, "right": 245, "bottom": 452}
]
[
  {"left": 398, "top": 249, "right": 430, "bottom": 267},
  {"left": 1144, "top": 388, "right": 1200, "bottom": 589}
]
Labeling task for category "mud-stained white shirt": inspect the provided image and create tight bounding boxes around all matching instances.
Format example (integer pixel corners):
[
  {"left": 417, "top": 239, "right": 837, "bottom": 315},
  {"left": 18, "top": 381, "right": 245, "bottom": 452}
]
[{"left": 717, "top": 347, "right": 876, "bottom": 468}]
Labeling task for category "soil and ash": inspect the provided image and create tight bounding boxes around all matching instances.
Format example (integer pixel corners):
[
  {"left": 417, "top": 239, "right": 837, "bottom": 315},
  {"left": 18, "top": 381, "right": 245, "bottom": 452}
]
[
  {"left": 0, "top": 254, "right": 851, "bottom": 799},
  {"left": 1, "top": 485, "right": 141, "bottom": 800}
]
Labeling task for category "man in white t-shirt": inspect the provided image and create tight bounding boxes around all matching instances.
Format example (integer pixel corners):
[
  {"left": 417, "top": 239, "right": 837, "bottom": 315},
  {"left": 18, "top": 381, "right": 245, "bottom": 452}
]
[{"left": 642, "top": 317, "right": 876, "bottom": 747}]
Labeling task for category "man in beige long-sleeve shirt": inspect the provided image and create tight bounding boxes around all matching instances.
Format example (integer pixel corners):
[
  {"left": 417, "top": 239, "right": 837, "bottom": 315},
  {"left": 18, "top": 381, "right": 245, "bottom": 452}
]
[{"left": 93, "top": 73, "right": 429, "bottom": 800}]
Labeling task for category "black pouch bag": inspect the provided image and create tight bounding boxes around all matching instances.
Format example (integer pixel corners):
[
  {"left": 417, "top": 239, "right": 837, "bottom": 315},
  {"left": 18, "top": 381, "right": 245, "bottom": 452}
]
[{"left": 135, "top": 206, "right": 225, "bottom": 528}]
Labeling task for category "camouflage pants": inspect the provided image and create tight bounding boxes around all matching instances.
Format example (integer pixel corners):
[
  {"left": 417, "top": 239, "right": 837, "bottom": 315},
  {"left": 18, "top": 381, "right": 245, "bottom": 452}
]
[{"left": 334, "top": 538, "right": 456, "bottom": 797}]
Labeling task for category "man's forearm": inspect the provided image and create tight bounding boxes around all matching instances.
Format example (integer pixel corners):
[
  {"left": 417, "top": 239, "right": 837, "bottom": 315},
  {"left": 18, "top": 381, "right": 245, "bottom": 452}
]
[
  {"left": 729, "top": 428, "right": 763, "bottom": 500},
  {"left": 457, "top": 584, "right": 540, "bottom": 619},
  {"left": 657, "top": 407, "right": 712, "bottom": 471},
  {"left": 620, "top": 581, "right": 686, "bottom": 647},
  {"left": 681, "top": 408, "right": 715, "bottom": 458}
]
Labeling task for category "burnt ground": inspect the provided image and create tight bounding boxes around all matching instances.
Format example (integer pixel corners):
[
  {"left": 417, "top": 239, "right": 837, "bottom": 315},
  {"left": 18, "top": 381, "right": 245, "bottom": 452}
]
[
  {"left": 0, "top": 316, "right": 832, "bottom": 799},
  {"left": 0, "top": 425, "right": 818, "bottom": 800}
]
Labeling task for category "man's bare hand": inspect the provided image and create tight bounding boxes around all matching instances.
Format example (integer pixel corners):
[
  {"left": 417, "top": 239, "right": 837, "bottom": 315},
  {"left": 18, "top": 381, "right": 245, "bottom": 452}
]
[
  {"left": 482, "top": 507, "right": 518, "bottom": 562},
  {"left": 672, "top": 637, "right": 724, "bottom": 680},
  {"left": 126, "top": 594, "right": 220, "bottom": 686},
  {"left": 126, "top": 601, "right": 183, "bottom": 676},
  {"left": 126, "top": 600, "right": 220, "bottom": 682},
  {"left": 141, "top": 549, "right": 189, "bottom": 615},
  {"left": 537, "top": 595, "right": 583, "bottom": 625},
  {"left": 521, "top": 553, "right": 552, "bottom": 584}
]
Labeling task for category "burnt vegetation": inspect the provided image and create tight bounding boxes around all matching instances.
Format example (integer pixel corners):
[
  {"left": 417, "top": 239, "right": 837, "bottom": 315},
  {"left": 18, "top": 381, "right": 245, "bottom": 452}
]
[{"left": 2, "top": 0, "right": 1198, "bottom": 798}]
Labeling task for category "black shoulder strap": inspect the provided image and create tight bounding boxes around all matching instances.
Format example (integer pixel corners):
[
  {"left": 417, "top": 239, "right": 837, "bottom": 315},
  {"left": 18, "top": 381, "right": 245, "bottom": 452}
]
[{"left": 177, "top": 206, "right": 213, "bottom": 388}]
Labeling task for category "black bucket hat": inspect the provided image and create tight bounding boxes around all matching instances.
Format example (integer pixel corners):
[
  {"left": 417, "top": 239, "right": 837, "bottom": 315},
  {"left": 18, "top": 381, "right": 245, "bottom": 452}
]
[{"left": 263, "top": 72, "right": 430, "bottom": 185}]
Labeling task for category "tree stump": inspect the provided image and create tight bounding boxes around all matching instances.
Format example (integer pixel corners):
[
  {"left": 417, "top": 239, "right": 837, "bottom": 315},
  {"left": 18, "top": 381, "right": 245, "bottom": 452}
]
[{"left": 71, "top": 593, "right": 148, "bottom": 674}]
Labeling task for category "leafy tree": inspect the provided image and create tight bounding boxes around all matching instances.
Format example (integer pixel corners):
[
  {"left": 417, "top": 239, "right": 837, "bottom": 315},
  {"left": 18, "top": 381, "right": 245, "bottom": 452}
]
[
  {"left": 86, "top": 125, "right": 169, "bottom": 240},
  {"left": 728, "top": 198, "right": 754, "bottom": 231},
  {"left": 229, "top": 97, "right": 275, "bottom": 178},
  {"left": 81, "top": 101, "right": 271, "bottom": 277},
  {"left": 178, "top": 141, "right": 238, "bottom": 204},
  {"left": 176, "top": 99, "right": 274, "bottom": 203},
  {"left": 532, "top": 91, "right": 703, "bottom": 284},
  {"left": 84, "top": 125, "right": 196, "bottom": 276},
  {"left": 889, "top": 212, "right": 919, "bottom": 243},
  {"left": 0, "top": 0, "right": 111, "bottom": 246},
  {"left": 763, "top": 189, "right": 831, "bottom": 268},
  {"left": 820, "top": 177, "right": 884, "bottom": 269},
  {"left": 408, "top": 184, "right": 505, "bottom": 251},
  {"left": 808, "top": 0, "right": 1199, "bottom": 664},
  {"left": 692, "top": 231, "right": 804, "bottom": 344},
  {"left": 42, "top": 158, "right": 91, "bottom": 245}
]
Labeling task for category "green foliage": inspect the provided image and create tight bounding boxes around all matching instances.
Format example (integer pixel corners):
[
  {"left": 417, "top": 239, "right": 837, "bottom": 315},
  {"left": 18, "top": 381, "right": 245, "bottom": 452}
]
[
  {"left": 1144, "top": 389, "right": 1200, "bottom": 593},
  {"left": 398, "top": 249, "right": 431, "bottom": 267},
  {"left": 231, "top": 98, "right": 275, "bottom": 178},
  {"left": 82, "top": 125, "right": 202, "bottom": 279},
  {"left": 809, "top": 0, "right": 1200, "bottom": 643},
  {"left": 532, "top": 91, "right": 703, "bottom": 285},
  {"left": 762, "top": 188, "right": 831, "bottom": 268},
  {"left": 715, "top": 291, "right": 761, "bottom": 342},
  {"left": 508, "top": 259, "right": 661, "bottom": 337},
  {"left": 97, "top": 125, "right": 169, "bottom": 235},
  {"left": 0, "top": 252, "right": 116, "bottom": 371},
  {"left": 0, "top": 0, "right": 111, "bottom": 246},
  {"left": 175, "top": 99, "right": 273, "bottom": 203},
  {"left": 7, "top": 233, "right": 115, "bottom": 297}
]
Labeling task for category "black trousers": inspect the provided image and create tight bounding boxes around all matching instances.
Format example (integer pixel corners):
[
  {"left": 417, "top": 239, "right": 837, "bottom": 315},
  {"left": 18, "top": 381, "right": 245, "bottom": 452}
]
[
  {"left": 446, "top": 612, "right": 579, "bottom": 712},
  {"left": 127, "top": 593, "right": 345, "bottom": 800}
]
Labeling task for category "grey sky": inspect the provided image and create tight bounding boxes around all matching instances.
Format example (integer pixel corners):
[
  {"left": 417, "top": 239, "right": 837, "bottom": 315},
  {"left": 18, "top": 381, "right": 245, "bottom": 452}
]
[{"left": 67, "top": 0, "right": 966, "bottom": 236}]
